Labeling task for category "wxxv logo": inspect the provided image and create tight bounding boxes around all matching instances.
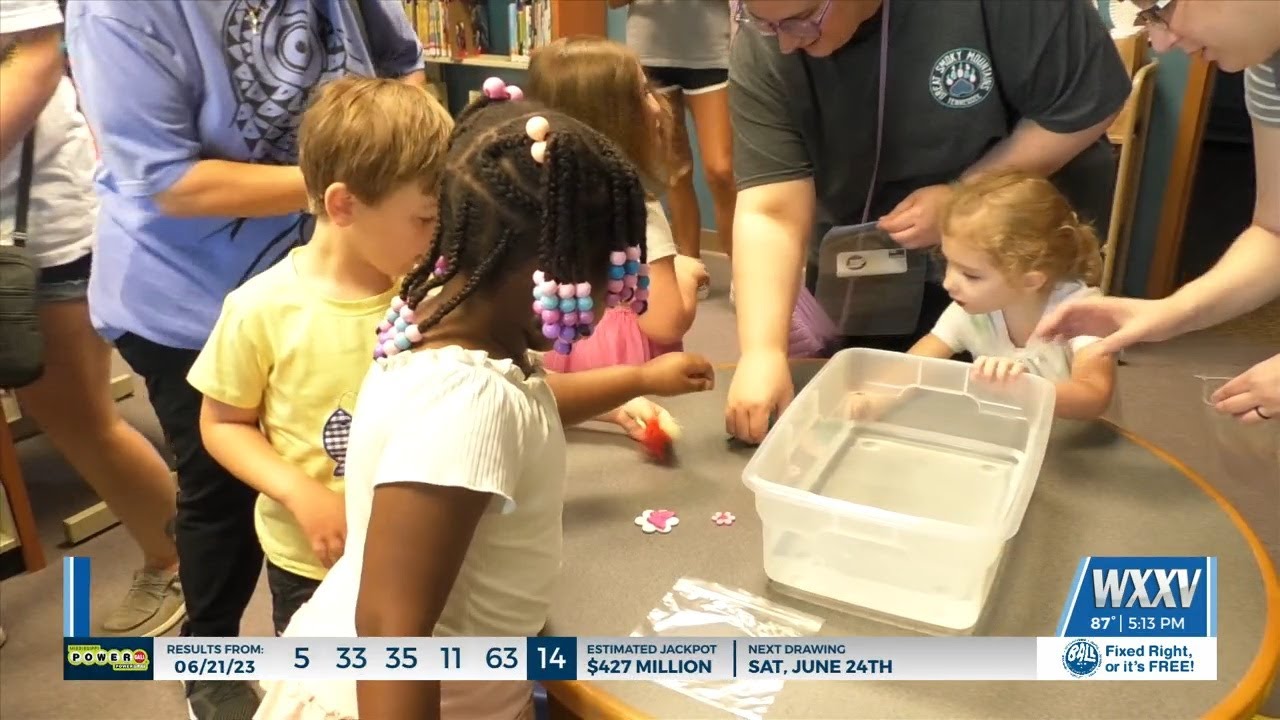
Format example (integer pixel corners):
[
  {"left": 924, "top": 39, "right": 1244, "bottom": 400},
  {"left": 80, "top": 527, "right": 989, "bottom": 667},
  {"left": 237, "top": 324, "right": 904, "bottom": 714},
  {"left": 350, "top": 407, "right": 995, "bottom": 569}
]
[{"left": 1057, "top": 556, "right": 1216, "bottom": 639}]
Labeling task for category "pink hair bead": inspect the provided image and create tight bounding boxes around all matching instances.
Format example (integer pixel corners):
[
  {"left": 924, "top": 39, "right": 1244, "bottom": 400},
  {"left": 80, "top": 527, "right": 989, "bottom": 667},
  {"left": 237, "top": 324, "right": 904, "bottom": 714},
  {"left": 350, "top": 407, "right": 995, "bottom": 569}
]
[
  {"left": 533, "top": 270, "right": 545, "bottom": 284},
  {"left": 482, "top": 77, "right": 506, "bottom": 98},
  {"left": 632, "top": 300, "right": 648, "bottom": 315},
  {"left": 557, "top": 285, "right": 575, "bottom": 299},
  {"left": 621, "top": 287, "right": 635, "bottom": 302},
  {"left": 532, "top": 301, "right": 542, "bottom": 314},
  {"left": 625, "top": 246, "right": 642, "bottom": 261},
  {"left": 506, "top": 85, "right": 524, "bottom": 101},
  {"left": 525, "top": 116, "right": 550, "bottom": 141},
  {"left": 537, "top": 281, "right": 558, "bottom": 297},
  {"left": 382, "top": 340, "right": 401, "bottom": 356},
  {"left": 638, "top": 265, "right": 650, "bottom": 277},
  {"left": 606, "top": 295, "right": 621, "bottom": 308},
  {"left": 609, "top": 251, "right": 627, "bottom": 265},
  {"left": 404, "top": 325, "right": 423, "bottom": 343},
  {"left": 607, "top": 279, "right": 624, "bottom": 293},
  {"left": 390, "top": 297, "right": 405, "bottom": 311},
  {"left": 399, "top": 305, "right": 415, "bottom": 321},
  {"left": 378, "top": 321, "right": 392, "bottom": 333},
  {"left": 574, "top": 282, "right": 591, "bottom": 298},
  {"left": 541, "top": 309, "right": 561, "bottom": 324},
  {"left": 623, "top": 274, "right": 638, "bottom": 289},
  {"left": 562, "top": 311, "right": 579, "bottom": 326},
  {"left": 634, "top": 289, "right": 649, "bottom": 303},
  {"left": 579, "top": 310, "right": 594, "bottom": 325}
]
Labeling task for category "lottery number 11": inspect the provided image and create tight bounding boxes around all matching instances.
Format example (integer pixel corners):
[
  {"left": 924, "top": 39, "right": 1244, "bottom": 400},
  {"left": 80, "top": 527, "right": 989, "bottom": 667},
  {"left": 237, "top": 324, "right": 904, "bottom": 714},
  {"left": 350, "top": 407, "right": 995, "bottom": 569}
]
[{"left": 441, "top": 646, "right": 461, "bottom": 669}]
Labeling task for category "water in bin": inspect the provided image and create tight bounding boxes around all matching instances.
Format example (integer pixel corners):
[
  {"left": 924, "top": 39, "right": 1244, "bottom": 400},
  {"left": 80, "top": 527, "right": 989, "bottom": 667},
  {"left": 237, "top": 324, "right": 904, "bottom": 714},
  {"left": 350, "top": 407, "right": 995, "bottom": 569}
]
[
  {"left": 815, "top": 222, "right": 928, "bottom": 337},
  {"left": 1196, "top": 375, "right": 1280, "bottom": 482}
]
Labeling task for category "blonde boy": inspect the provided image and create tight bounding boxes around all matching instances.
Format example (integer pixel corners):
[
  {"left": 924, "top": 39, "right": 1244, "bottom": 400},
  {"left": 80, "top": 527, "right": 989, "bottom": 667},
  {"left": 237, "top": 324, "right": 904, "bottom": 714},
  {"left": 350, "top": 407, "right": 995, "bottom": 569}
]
[{"left": 189, "top": 77, "right": 452, "bottom": 634}]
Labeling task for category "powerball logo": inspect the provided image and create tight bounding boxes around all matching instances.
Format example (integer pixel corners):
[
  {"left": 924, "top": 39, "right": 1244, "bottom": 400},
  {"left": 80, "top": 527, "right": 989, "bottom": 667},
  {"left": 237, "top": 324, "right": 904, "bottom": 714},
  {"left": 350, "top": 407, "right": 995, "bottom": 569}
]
[{"left": 66, "top": 645, "right": 150, "bottom": 672}]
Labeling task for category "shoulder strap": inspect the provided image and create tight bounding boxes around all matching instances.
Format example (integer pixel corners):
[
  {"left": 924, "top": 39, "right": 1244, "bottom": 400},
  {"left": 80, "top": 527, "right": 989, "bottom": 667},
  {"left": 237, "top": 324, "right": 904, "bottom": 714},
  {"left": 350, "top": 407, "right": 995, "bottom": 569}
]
[
  {"left": 346, "top": 0, "right": 372, "bottom": 70},
  {"left": 13, "top": 130, "right": 36, "bottom": 248}
]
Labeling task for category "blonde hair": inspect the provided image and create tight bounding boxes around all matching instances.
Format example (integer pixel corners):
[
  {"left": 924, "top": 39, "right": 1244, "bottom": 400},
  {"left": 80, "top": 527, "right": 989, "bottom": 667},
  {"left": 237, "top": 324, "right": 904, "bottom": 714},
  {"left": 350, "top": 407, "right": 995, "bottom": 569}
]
[
  {"left": 942, "top": 173, "right": 1102, "bottom": 286},
  {"left": 527, "top": 36, "right": 683, "bottom": 191},
  {"left": 298, "top": 76, "right": 453, "bottom": 215}
]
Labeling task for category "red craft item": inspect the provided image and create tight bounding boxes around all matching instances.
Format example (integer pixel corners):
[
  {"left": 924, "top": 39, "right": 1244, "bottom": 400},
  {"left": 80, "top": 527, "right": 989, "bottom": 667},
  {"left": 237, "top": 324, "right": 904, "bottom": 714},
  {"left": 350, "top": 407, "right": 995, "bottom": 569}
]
[{"left": 639, "top": 413, "right": 681, "bottom": 466}]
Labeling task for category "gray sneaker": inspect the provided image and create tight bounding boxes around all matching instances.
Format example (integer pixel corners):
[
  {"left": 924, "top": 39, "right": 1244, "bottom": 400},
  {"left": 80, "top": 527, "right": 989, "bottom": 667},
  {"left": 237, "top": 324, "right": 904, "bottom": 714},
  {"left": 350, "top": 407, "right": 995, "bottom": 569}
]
[
  {"left": 99, "top": 567, "right": 186, "bottom": 637},
  {"left": 186, "top": 680, "right": 260, "bottom": 720}
]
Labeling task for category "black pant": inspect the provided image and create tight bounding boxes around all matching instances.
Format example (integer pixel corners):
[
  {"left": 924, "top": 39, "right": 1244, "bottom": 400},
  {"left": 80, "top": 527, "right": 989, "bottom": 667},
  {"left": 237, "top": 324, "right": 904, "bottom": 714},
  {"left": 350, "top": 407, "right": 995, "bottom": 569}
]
[
  {"left": 265, "top": 563, "right": 321, "bottom": 636},
  {"left": 114, "top": 333, "right": 263, "bottom": 638}
]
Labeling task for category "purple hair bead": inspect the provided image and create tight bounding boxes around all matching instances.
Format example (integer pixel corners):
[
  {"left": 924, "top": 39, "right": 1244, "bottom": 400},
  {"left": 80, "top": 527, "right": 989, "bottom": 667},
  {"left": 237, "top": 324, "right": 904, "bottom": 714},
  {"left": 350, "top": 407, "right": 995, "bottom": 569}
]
[{"left": 542, "top": 323, "right": 559, "bottom": 340}]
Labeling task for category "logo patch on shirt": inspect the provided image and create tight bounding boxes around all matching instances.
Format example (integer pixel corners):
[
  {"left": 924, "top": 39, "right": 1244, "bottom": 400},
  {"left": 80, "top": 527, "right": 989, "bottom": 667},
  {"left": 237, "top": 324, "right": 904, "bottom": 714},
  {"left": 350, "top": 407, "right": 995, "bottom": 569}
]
[
  {"left": 321, "top": 407, "right": 352, "bottom": 477},
  {"left": 929, "top": 48, "right": 995, "bottom": 109}
]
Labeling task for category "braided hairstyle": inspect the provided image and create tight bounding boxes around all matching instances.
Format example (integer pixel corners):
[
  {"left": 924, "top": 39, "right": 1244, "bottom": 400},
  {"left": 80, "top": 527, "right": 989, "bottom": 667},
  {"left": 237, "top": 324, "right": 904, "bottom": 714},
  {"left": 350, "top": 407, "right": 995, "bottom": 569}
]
[{"left": 400, "top": 95, "right": 648, "bottom": 337}]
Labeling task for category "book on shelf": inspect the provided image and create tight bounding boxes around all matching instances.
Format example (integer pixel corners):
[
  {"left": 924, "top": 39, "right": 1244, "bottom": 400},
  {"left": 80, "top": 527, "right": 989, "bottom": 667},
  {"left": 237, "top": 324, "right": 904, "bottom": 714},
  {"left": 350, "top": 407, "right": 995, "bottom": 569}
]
[
  {"left": 403, "top": 0, "right": 492, "bottom": 59},
  {"left": 509, "top": 0, "right": 552, "bottom": 60}
]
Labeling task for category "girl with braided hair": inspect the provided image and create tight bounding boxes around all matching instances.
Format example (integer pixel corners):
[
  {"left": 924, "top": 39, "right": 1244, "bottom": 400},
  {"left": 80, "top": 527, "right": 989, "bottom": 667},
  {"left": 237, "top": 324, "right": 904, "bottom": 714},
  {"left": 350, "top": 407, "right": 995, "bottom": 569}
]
[{"left": 255, "top": 81, "right": 714, "bottom": 720}]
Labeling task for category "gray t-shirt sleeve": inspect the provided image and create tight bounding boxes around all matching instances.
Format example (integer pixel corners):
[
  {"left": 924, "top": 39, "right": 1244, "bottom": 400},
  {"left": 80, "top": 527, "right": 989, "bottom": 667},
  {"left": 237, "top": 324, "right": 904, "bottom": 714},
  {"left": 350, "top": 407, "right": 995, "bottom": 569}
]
[
  {"left": 983, "top": 0, "right": 1131, "bottom": 133},
  {"left": 1245, "top": 53, "right": 1280, "bottom": 128},
  {"left": 728, "top": 31, "right": 812, "bottom": 192}
]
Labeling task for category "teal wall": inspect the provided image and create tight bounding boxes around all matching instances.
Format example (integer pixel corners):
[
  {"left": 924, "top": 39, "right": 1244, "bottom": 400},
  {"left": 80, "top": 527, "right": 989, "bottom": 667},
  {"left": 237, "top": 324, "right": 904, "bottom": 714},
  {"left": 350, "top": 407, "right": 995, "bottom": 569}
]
[{"left": 442, "top": 2, "right": 1186, "bottom": 296}]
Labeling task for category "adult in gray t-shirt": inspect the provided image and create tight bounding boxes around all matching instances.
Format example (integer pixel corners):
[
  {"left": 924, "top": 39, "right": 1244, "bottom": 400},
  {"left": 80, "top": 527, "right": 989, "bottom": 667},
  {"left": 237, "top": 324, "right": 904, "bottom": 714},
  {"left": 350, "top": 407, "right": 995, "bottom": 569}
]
[
  {"left": 1041, "top": 1, "right": 1280, "bottom": 435},
  {"left": 724, "top": 0, "right": 1130, "bottom": 443},
  {"left": 613, "top": 0, "right": 736, "bottom": 288}
]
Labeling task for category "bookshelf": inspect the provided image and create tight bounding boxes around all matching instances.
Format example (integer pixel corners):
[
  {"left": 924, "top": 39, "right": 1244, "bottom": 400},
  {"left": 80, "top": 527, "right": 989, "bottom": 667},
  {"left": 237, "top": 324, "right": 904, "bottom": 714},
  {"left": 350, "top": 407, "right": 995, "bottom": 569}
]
[{"left": 405, "top": 1, "right": 605, "bottom": 82}]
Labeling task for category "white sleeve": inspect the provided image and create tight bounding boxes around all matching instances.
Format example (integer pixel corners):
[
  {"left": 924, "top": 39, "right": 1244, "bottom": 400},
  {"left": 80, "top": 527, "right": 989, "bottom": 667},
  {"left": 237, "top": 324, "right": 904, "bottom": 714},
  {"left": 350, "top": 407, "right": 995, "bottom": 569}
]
[
  {"left": 0, "top": 1, "right": 62, "bottom": 35},
  {"left": 372, "top": 370, "right": 524, "bottom": 508},
  {"left": 644, "top": 199, "right": 678, "bottom": 262},
  {"left": 928, "top": 302, "right": 970, "bottom": 353}
]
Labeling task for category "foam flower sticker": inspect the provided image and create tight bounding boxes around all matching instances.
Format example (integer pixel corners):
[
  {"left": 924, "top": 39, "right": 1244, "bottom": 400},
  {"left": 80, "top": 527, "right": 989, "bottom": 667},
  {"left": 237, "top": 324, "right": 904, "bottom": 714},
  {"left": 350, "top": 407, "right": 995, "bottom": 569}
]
[
  {"left": 635, "top": 509, "right": 679, "bottom": 534},
  {"left": 712, "top": 511, "right": 736, "bottom": 527}
]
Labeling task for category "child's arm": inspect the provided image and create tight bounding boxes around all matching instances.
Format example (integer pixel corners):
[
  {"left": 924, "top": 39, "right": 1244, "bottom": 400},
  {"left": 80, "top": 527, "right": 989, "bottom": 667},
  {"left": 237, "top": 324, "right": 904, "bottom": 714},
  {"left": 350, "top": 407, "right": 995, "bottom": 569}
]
[
  {"left": 1051, "top": 344, "right": 1116, "bottom": 420},
  {"left": 356, "top": 483, "right": 488, "bottom": 720},
  {"left": 544, "top": 352, "right": 714, "bottom": 427},
  {"left": 637, "top": 256, "right": 700, "bottom": 345},
  {"left": 199, "top": 400, "right": 346, "bottom": 567},
  {"left": 908, "top": 334, "right": 958, "bottom": 359}
]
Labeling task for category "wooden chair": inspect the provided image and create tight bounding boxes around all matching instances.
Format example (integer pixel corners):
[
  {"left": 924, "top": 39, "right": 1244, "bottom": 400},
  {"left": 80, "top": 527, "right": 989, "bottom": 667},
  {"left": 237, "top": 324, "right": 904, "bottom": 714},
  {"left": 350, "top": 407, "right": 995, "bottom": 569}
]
[
  {"left": 0, "top": 395, "right": 46, "bottom": 573},
  {"left": 1101, "top": 31, "right": 1160, "bottom": 294}
]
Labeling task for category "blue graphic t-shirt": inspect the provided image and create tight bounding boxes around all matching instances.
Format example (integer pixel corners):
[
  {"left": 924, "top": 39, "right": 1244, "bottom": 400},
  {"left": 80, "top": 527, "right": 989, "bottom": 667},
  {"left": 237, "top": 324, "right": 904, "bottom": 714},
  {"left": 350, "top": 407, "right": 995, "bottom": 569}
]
[{"left": 65, "top": 0, "right": 423, "bottom": 349}]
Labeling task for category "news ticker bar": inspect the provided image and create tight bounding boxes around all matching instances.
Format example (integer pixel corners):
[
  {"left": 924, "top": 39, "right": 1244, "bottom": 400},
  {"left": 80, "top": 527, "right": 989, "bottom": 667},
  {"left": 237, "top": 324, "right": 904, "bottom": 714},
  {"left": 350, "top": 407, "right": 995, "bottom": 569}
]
[{"left": 64, "top": 636, "right": 1217, "bottom": 682}]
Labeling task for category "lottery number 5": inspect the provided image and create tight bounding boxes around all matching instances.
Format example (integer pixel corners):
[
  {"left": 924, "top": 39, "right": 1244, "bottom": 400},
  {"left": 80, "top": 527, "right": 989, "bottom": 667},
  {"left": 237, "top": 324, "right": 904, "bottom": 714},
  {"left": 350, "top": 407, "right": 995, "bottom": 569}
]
[{"left": 295, "top": 647, "right": 310, "bottom": 669}]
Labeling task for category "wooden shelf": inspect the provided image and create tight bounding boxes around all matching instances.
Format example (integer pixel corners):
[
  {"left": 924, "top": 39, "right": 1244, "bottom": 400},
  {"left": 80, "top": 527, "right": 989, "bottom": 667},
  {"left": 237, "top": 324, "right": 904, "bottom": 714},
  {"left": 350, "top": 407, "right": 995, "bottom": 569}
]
[{"left": 424, "top": 53, "right": 530, "bottom": 70}]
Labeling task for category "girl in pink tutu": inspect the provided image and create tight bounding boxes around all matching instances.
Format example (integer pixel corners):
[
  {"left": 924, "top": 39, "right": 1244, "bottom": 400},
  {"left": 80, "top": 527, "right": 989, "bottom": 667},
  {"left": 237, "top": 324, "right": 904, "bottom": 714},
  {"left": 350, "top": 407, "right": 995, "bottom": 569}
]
[{"left": 529, "top": 37, "right": 705, "bottom": 374}]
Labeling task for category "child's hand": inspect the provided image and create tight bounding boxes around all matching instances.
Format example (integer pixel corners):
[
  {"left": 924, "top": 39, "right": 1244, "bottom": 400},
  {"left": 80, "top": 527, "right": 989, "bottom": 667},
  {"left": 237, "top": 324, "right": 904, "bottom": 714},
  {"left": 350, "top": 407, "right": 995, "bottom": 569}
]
[
  {"left": 609, "top": 397, "right": 678, "bottom": 443},
  {"left": 286, "top": 483, "right": 347, "bottom": 568},
  {"left": 842, "top": 391, "right": 896, "bottom": 422},
  {"left": 640, "top": 352, "right": 715, "bottom": 396},
  {"left": 674, "top": 254, "right": 710, "bottom": 289},
  {"left": 972, "top": 356, "right": 1026, "bottom": 383}
]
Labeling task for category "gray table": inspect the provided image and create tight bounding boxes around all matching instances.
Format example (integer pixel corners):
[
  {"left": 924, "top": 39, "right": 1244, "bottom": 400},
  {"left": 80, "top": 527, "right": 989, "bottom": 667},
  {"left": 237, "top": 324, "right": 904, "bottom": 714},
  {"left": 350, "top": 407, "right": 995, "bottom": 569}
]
[{"left": 544, "top": 363, "right": 1280, "bottom": 720}]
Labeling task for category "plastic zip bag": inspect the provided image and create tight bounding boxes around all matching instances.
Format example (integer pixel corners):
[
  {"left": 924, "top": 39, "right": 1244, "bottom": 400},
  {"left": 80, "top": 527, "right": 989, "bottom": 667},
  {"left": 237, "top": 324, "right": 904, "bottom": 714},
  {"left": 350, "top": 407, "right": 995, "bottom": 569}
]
[
  {"left": 631, "top": 577, "right": 824, "bottom": 720},
  {"left": 1197, "top": 375, "right": 1280, "bottom": 483}
]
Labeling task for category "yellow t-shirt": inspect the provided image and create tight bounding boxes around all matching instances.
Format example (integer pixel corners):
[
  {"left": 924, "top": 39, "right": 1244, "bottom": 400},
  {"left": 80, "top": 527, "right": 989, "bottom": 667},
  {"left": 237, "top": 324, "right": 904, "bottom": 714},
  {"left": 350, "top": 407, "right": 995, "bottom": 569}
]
[{"left": 187, "top": 248, "right": 396, "bottom": 580}]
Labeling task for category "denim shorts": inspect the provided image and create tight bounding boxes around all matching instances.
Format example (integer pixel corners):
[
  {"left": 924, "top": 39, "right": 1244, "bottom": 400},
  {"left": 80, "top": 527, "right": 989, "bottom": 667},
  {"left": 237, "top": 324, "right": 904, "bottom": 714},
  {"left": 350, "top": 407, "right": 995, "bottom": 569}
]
[{"left": 38, "top": 252, "right": 91, "bottom": 304}]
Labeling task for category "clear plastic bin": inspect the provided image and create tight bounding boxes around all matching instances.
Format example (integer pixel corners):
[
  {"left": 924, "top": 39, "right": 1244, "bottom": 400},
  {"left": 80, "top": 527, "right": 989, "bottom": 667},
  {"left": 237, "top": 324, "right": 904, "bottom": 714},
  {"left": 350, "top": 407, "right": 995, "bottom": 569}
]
[{"left": 743, "top": 348, "right": 1057, "bottom": 634}]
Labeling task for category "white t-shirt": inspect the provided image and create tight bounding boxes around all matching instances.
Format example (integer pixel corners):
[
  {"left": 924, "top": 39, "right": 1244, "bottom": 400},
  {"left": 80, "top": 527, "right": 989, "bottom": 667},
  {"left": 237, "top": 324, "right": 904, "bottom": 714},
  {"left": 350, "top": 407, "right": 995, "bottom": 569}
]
[
  {"left": 930, "top": 281, "right": 1102, "bottom": 381},
  {"left": 0, "top": 0, "right": 97, "bottom": 268},
  {"left": 645, "top": 198, "right": 678, "bottom": 262},
  {"left": 265, "top": 346, "right": 565, "bottom": 718}
]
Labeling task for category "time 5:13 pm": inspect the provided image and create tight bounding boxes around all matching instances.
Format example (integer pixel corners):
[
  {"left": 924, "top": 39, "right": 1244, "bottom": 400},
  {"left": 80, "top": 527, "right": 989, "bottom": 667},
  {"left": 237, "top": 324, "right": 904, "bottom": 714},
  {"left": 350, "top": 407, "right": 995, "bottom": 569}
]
[{"left": 1091, "top": 616, "right": 1187, "bottom": 633}]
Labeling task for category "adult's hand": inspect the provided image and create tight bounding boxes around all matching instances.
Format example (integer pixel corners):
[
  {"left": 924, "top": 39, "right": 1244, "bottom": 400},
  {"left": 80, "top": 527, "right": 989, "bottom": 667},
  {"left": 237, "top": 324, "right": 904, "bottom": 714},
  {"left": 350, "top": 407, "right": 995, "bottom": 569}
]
[
  {"left": 877, "top": 184, "right": 953, "bottom": 249},
  {"left": 1211, "top": 354, "right": 1280, "bottom": 424},
  {"left": 1033, "top": 295, "right": 1192, "bottom": 356},
  {"left": 726, "top": 349, "right": 792, "bottom": 443}
]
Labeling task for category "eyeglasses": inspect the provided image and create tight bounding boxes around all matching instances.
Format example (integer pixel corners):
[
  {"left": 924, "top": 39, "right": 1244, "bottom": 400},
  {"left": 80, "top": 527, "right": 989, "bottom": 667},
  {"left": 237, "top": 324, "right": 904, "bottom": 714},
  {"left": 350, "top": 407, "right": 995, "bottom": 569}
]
[
  {"left": 1133, "top": 0, "right": 1176, "bottom": 29},
  {"left": 731, "top": 0, "right": 834, "bottom": 44}
]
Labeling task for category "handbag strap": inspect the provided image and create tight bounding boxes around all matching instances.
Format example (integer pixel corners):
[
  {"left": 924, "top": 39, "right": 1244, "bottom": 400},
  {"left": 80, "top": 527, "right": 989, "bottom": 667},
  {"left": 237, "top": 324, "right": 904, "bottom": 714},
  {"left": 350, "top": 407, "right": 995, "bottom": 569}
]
[
  {"left": 860, "top": 0, "right": 890, "bottom": 224},
  {"left": 12, "top": 130, "right": 35, "bottom": 249},
  {"left": 346, "top": 0, "right": 372, "bottom": 71}
]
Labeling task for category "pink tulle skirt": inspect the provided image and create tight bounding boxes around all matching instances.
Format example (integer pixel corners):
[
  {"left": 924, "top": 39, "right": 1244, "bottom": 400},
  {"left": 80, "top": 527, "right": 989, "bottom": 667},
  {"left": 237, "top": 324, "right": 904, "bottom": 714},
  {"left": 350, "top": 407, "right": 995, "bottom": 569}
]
[{"left": 542, "top": 305, "right": 681, "bottom": 372}]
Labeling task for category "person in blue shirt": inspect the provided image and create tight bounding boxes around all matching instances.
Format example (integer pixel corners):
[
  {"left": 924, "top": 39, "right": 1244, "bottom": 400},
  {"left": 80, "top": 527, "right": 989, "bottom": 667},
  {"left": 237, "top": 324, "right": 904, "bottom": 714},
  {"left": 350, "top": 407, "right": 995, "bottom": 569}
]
[{"left": 65, "top": 2, "right": 427, "bottom": 717}]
